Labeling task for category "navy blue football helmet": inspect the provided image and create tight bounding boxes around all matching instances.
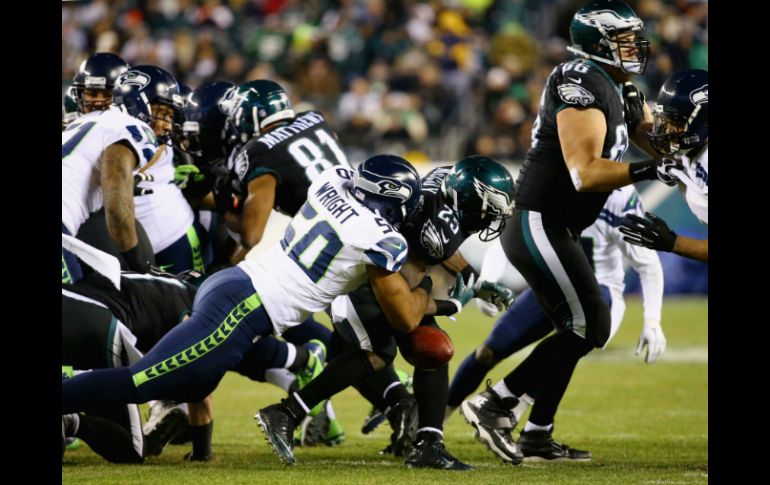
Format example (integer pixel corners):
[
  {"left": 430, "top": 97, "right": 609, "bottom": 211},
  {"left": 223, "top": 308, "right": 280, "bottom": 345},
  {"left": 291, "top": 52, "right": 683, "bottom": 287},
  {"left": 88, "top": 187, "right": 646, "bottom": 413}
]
[
  {"left": 71, "top": 52, "right": 130, "bottom": 113},
  {"left": 648, "top": 69, "right": 708, "bottom": 155},
  {"left": 182, "top": 81, "right": 235, "bottom": 164},
  {"left": 113, "top": 65, "right": 184, "bottom": 141},
  {"left": 351, "top": 154, "right": 422, "bottom": 228}
]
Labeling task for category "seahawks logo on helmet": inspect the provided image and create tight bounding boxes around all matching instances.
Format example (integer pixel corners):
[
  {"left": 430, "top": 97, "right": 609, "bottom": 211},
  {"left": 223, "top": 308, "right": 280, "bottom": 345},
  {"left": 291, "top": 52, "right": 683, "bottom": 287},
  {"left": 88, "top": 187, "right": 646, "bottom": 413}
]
[
  {"left": 473, "top": 178, "right": 513, "bottom": 216},
  {"left": 690, "top": 85, "right": 708, "bottom": 106},
  {"left": 117, "top": 71, "right": 151, "bottom": 89},
  {"left": 574, "top": 9, "right": 643, "bottom": 33},
  {"left": 420, "top": 220, "right": 445, "bottom": 260},
  {"left": 378, "top": 179, "right": 412, "bottom": 201},
  {"left": 557, "top": 83, "right": 596, "bottom": 106}
]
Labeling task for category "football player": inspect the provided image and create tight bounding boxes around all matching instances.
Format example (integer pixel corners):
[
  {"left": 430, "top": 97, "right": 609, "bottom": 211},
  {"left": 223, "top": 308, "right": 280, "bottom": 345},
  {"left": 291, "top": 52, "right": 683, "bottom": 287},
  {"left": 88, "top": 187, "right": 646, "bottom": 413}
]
[
  {"left": 257, "top": 155, "right": 517, "bottom": 468},
  {"left": 62, "top": 62, "right": 159, "bottom": 281},
  {"left": 620, "top": 69, "right": 708, "bottom": 262},
  {"left": 456, "top": 0, "right": 680, "bottom": 463},
  {"left": 451, "top": 185, "right": 665, "bottom": 463}
]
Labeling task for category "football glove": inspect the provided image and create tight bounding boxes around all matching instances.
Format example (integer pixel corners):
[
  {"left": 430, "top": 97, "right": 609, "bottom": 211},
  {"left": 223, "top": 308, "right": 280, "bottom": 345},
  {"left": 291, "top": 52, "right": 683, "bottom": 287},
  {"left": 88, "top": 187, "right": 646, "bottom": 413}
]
[
  {"left": 635, "top": 322, "right": 667, "bottom": 364},
  {"left": 474, "top": 279, "right": 515, "bottom": 312},
  {"left": 622, "top": 82, "right": 646, "bottom": 133},
  {"left": 174, "top": 164, "right": 204, "bottom": 189},
  {"left": 629, "top": 157, "right": 682, "bottom": 186},
  {"left": 619, "top": 212, "right": 678, "bottom": 252},
  {"left": 447, "top": 272, "right": 475, "bottom": 314}
]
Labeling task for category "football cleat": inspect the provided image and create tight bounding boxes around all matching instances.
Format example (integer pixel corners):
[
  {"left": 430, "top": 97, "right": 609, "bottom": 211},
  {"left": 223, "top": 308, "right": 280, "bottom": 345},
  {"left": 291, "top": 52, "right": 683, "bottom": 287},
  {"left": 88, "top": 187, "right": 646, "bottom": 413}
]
[
  {"left": 460, "top": 380, "right": 523, "bottom": 464},
  {"left": 405, "top": 433, "right": 474, "bottom": 470},
  {"left": 518, "top": 429, "right": 592, "bottom": 462},
  {"left": 255, "top": 402, "right": 297, "bottom": 465},
  {"left": 384, "top": 396, "right": 418, "bottom": 457},
  {"left": 361, "top": 369, "right": 413, "bottom": 435},
  {"left": 143, "top": 401, "right": 189, "bottom": 456}
]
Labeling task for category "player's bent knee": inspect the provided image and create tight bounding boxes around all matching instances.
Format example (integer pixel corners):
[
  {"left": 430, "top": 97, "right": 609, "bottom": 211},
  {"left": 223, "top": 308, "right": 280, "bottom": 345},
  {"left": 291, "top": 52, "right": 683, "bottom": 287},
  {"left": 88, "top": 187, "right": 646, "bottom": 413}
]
[
  {"left": 475, "top": 345, "right": 499, "bottom": 367},
  {"left": 366, "top": 350, "right": 388, "bottom": 372},
  {"left": 585, "top": 301, "right": 611, "bottom": 348}
]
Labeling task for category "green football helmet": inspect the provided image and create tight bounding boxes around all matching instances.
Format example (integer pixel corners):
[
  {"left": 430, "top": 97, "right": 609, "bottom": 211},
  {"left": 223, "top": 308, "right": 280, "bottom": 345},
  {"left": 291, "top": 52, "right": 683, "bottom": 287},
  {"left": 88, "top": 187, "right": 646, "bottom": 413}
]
[
  {"left": 566, "top": 0, "right": 650, "bottom": 75},
  {"left": 442, "top": 155, "right": 515, "bottom": 241},
  {"left": 62, "top": 86, "right": 81, "bottom": 130},
  {"left": 218, "top": 79, "right": 295, "bottom": 145}
]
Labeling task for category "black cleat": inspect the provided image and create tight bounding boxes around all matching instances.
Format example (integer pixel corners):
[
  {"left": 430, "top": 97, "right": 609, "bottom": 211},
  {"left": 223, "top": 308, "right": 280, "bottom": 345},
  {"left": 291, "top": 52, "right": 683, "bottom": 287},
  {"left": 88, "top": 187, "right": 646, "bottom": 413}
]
[
  {"left": 361, "top": 407, "right": 386, "bottom": 435},
  {"left": 459, "top": 380, "right": 523, "bottom": 465},
  {"left": 183, "top": 450, "right": 212, "bottom": 462},
  {"left": 384, "top": 396, "right": 418, "bottom": 457},
  {"left": 518, "top": 429, "right": 592, "bottom": 462},
  {"left": 143, "top": 405, "right": 188, "bottom": 456},
  {"left": 255, "top": 403, "right": 297, "bottom": 465},
  {"left": 405, "top": 434, "right": 474, "bottom": 470}
]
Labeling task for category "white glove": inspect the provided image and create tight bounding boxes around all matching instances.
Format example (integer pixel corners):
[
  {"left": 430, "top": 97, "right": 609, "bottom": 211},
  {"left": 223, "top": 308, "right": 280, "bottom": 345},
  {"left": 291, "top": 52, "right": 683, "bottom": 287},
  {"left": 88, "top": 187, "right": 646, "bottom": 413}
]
[
  {"left": 476, "top": 298, "right": 500, "bottom": 317},
  {"left": 635, "top": 323, "right": 667, "bottom": 364}
]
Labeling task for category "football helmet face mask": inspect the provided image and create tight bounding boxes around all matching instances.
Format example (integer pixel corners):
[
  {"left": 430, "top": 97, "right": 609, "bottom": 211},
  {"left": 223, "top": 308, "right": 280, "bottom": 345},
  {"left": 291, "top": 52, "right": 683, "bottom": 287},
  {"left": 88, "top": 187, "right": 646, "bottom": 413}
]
[
  {"left": 567, "top": 0, "right": 650, "bottom": 75},
  {"left": 648, "top": 69, "right": 708, "bottom": 155},
  {"left": 72, "top": 52, "right": 129, "bottom": 113},
  {"left": 351, "top": 154, "right": 422, "bottom": 229},
  {"left": 218, "top": 79, "right": 294, "bottom": 145},
  {"left": 442, "top": 155, "right": 515, "bottom": 241},
  {"left": 182, "top": 81, "right": 235, "bottom": 165},
  {"left": 112, "top": 65, "right": 185, "bottom": 143}
]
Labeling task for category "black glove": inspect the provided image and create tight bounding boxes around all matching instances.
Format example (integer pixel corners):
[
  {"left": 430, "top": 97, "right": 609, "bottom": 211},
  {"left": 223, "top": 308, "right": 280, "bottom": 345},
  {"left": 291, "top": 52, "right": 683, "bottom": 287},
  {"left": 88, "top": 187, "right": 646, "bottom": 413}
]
[
  {"left": 629, "top": 157, "right": 682, "bottom": 186},
  {"left": 622, "top": 82, "right": 646, "bottom": 133},
  {"left": 619, "top": 212, "right": 678, "bottom": 252},
  {"left": 133, "top": 172, "right": 154, "bottom": 196}
]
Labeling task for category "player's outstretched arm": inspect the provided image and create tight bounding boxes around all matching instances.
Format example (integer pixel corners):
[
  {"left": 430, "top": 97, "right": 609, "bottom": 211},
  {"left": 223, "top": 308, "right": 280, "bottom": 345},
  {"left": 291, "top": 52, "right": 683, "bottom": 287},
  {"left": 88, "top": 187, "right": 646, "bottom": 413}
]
[{"left": 367, "top": 265, "right": 431, "bottom": 334}]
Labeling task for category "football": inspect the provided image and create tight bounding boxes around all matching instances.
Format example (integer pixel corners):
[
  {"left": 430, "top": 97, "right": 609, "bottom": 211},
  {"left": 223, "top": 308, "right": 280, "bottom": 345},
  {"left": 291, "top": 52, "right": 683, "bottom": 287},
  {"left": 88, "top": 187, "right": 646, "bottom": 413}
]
[{"left": 401, "top": 326, "right": 454, "bottom": 369}]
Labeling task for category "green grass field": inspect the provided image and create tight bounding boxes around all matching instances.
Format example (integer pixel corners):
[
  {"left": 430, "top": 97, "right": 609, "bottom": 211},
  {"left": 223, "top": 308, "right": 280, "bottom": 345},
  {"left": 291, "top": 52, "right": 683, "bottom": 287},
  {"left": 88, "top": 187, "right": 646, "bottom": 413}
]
[{"left": 62, "top": 296, "right": 707, "bottom": 485}]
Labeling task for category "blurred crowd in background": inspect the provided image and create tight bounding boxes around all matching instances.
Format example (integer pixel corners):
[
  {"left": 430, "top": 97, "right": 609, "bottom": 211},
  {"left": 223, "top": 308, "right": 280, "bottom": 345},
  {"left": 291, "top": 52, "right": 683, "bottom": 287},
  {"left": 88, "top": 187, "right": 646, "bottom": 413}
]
[{"left": 62, "top": 0, "right": 707, "bottom": 164}]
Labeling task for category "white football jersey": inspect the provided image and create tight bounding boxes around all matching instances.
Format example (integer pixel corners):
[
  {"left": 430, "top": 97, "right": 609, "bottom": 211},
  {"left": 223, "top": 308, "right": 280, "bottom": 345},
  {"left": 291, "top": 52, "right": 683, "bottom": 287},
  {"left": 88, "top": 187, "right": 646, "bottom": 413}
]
[
  {"left": 239, "top": 166, "right": 408, "bottom": 335},
  {"left": 478, "top": 186, "right": 663, "bottom": 339},
  {"left": 133, "top": 144, "right": 195, "bottom": 253},
  {"left": 581, "top": 185, "right": 663, "bottom": 332},
  {"left": 62, "top": 107, "right": 156, "bottom": 235},
  {"left": 671, "top": 146, "right": 708, "bottom": 225}
]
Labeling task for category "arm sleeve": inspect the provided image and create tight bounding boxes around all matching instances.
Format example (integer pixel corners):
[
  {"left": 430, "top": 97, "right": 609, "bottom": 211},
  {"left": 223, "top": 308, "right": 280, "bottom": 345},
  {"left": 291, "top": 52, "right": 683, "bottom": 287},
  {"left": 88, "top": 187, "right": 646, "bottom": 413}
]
[
  {"left": 365, "top": 235, "right": 409, "bottom": 273},
  {"left": 615, "top": 200, "right": 664, "bottom": 326}
]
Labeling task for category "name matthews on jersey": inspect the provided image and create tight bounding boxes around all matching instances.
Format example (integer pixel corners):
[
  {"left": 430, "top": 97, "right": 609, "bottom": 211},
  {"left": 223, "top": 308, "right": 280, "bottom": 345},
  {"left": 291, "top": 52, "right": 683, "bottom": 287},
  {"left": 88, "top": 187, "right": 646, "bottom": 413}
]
[{"left": 257, "top": 112, "right": 326, "bottom": 149}]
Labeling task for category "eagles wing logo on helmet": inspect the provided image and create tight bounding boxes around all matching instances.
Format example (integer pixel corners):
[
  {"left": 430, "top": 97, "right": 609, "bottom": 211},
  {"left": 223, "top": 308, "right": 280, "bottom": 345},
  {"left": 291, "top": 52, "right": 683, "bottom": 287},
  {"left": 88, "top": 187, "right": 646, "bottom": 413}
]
[
  {"left": 420, "top": 220, "right": 445, "bottom": 259},
  {"left": 557, "top": 83, "right": 596, "bottom": 106},
  {"left": 575, "top": 9, "right": 642, "bottom": 32},
  {"left": 118, "top": 71, "right": 150, "bottom": 89},
  {"left": 690, "top": 85, "right": 708, "bottom": 106},
  {"left": 217, "top": 86, "right": 246, "bottom": 118},
  {"left": 377, "top": 179, "right": 412, "bottom": 201},
  {"left": 473, "top": 178, "right": 513, "bottom": 216}
]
